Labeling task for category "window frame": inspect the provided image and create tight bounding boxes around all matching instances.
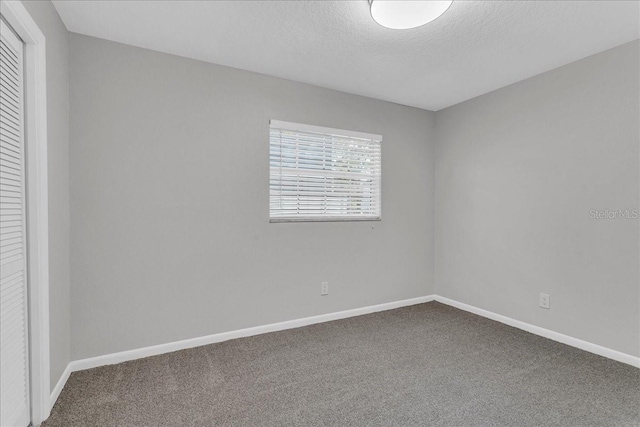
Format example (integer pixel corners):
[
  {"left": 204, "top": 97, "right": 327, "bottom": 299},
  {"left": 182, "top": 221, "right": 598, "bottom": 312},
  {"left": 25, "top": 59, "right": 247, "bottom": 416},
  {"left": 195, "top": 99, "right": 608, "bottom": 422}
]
[{"left": 269, "top": 120, "right": 382, "bottom": 223}]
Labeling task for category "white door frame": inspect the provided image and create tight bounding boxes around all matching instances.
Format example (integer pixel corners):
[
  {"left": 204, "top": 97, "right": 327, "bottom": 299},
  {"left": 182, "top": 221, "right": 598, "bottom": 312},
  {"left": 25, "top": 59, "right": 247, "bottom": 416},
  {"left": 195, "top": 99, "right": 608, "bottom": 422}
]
[{"left": 1, "top": 1, "right": 50, "bottom": 424}]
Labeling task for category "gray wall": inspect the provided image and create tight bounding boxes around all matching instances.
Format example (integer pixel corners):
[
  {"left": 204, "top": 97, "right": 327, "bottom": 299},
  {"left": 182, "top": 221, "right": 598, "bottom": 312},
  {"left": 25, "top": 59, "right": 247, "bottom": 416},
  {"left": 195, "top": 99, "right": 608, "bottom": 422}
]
[
  {"left": 435, "top": 41, "right": 639, "bottom": 357},
  {"left": 68, "top": 34, "right": 436, "bottom": 360},
  {"left": 21, "top": 1, "right": 71, "bottom": 391}
]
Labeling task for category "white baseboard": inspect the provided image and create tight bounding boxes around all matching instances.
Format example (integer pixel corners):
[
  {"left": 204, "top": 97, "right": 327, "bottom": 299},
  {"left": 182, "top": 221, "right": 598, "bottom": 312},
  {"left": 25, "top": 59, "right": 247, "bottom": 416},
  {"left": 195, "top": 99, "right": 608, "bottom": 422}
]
[
  {"left": 50, "top": 292, "right": 639, "bottom": 413},
  {"left": 49, "top": 363, "right": 72, "bottom": 410},
  {"left": 68, "top": 295, "right": 436, "bottom": 375},
  {"left": 435, "top": 295, "right": 640, "bottom": 368}
]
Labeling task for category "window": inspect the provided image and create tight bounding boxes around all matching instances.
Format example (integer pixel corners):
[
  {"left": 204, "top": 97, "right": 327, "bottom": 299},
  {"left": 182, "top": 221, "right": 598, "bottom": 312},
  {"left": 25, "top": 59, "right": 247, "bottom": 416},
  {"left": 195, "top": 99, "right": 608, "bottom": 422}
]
[{"left": 269, "top": 120, "right": 382, "bottom": 222}]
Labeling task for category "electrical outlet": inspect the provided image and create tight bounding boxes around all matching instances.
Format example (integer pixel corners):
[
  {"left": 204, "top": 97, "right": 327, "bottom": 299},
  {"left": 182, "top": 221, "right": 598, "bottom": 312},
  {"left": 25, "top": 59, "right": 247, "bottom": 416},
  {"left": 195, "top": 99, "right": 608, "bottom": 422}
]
[
  {"left": 539, "top": 293, "right": 550, "bottom": 309},
  {"left": 321, "top": 282, "right": 329, "bottom": 296}
]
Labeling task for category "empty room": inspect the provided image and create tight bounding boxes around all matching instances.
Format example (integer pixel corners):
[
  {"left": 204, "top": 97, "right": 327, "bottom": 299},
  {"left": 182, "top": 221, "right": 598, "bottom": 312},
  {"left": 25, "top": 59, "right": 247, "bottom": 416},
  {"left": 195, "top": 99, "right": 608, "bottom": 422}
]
[{"left": 0, "top": 0, "right": 638, "bottom": 426}]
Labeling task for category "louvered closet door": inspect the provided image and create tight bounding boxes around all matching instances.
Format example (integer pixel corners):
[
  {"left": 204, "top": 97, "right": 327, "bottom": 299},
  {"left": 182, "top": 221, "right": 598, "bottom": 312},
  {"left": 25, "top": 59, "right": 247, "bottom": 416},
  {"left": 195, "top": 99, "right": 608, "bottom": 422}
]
[{"left": 0, "top": 18, "right": 30, "bottom": 427}]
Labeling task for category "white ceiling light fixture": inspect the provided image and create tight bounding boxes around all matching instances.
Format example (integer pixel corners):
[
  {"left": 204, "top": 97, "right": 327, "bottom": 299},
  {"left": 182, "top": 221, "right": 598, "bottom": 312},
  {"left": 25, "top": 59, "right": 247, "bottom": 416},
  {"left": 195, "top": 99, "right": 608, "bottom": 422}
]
[{"left": 369, "top": 0, "right": 453, "bottom": 30}]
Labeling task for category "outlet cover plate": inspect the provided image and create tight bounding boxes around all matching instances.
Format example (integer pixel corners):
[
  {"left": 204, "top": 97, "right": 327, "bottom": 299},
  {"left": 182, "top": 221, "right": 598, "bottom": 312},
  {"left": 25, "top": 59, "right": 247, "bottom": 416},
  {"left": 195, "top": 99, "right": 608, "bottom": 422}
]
[
  {"left": 321, "top": 282, "right": 329, "bottom": 296},
  {"left": 539, "top": 293, "right": 550, "bottom": 309}
]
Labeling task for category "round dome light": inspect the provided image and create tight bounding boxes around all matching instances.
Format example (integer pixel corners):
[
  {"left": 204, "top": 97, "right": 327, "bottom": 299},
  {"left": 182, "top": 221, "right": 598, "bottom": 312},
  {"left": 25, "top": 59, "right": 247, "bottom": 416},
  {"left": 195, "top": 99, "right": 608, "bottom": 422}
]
[{"left": 369, "top": 0, "right": 453, "bottom": 30}]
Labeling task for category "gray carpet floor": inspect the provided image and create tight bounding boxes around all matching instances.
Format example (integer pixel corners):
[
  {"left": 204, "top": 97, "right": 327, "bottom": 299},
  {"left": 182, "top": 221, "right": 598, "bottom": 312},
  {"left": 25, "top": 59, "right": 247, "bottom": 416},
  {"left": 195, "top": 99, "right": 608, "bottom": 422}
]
[{"left": 43, "top": 302, "right": 639, "bottom": 427}]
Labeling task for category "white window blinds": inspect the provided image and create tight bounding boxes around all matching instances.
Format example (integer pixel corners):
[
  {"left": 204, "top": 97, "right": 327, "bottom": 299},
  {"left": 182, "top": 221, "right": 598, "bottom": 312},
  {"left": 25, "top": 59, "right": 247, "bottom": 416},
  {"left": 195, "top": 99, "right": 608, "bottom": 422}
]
[{"left": 269, "top": 120, "right": 382, "bottom": 222}]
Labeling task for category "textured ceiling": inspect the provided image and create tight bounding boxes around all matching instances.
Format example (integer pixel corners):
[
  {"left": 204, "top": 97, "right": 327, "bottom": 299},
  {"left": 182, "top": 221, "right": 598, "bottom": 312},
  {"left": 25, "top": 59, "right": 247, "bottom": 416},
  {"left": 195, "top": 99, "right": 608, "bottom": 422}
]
[{"left": 52, "top": 0, "right": 639, "bottom": 111}]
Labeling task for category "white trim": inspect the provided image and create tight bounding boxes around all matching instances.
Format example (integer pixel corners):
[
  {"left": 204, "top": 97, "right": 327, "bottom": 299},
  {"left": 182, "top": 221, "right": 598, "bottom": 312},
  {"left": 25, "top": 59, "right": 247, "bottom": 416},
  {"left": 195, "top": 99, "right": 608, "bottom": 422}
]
[
  {"left": 435, "top": 296, "right": 640, "bottom": 368},
  {"left": 69, "top": 296, "right": 435, "bottom": 372},
  {"left": 49, "top": 363, "right": 71, "bottom": 410},
  {"left": 270, "top": 119, "right": 382, "bottom": 142},
  {"left": 49, "top": 293, "right": 639, "bottom": 408},
  {"left": 1, "top": 1, "right": 50, "bottom": 425}
]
